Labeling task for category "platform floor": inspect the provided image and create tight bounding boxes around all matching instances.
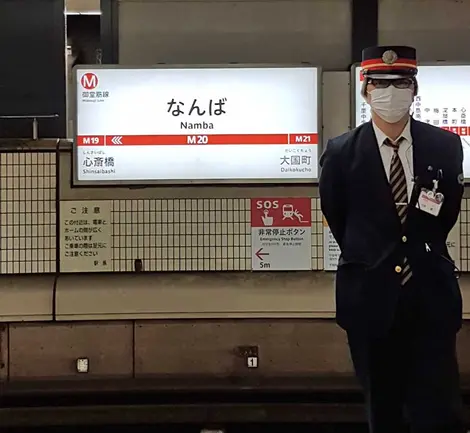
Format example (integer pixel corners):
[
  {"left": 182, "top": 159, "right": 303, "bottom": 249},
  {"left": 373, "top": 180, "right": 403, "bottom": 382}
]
[{"left": 3, "top": 425, "right": 372, "bottom": 433}]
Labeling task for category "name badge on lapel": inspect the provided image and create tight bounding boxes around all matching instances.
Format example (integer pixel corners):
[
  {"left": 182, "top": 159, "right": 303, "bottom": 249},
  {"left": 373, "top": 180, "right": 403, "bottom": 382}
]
[{"left": 416, "top": 179, "right": 444, "bottom": 216}]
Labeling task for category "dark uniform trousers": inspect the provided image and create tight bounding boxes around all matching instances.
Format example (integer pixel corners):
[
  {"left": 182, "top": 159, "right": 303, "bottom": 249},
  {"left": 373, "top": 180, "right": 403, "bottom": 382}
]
[{"left": 347, "top": 278, "right": 464, "bottom": 433}]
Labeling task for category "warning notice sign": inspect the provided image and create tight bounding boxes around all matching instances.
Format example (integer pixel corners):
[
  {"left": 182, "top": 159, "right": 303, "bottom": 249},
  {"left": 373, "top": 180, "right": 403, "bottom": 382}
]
[{"left": 251, "top": 198, "right": 312, "bottom": 271}]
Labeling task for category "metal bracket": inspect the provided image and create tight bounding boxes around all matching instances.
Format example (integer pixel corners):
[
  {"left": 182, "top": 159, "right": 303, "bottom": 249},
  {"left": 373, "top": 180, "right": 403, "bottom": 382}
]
[{"left": 0, "top": 114, "right": 59, "bottom": 140}]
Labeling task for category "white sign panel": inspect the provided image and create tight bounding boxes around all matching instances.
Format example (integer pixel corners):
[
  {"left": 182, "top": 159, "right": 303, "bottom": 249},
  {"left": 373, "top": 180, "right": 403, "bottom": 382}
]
[
  {"left": 251, "top": 198, "right": 312, "bottom": 271},
  {"left": 60, "top": 200, "right": 112, "bottom": 272},
  {"left": 74, "top": 66, "right": 319, "bottom": 185},
  {"left": 353, "top": 64, "right": 470, "bottom": 179},
  {"left": 323, "top": 216, "right": 341, "bottom": 271},
  {"left": 447, "top": 219, "right": 461, "bottom": 268}
]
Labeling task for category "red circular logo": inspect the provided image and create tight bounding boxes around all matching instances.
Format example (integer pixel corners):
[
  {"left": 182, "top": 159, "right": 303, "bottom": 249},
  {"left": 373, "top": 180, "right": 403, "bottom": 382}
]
[{"left": 81, "top": 73, "right": 98, "bottom": 90}]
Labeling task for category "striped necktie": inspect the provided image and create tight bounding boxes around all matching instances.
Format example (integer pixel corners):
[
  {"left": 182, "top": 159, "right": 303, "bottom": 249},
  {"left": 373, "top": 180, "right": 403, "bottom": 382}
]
[{"left": 385, "top": 138, "right": 412, "bottom": 286}]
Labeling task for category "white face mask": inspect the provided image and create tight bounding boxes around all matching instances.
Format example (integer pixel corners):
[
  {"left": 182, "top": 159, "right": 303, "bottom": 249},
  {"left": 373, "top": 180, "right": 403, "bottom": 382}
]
[{"left": 368, "top": 87, "right": 414, "bottom": 124}]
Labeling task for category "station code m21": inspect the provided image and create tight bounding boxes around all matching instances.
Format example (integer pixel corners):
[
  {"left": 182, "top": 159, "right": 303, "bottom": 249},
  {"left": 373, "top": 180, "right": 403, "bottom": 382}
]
[{"left": 77, "top": 134, "right": 316, "bottom": 146}]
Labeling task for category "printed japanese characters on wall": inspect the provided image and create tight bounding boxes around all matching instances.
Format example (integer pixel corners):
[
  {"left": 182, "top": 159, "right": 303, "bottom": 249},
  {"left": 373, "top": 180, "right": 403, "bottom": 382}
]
[
  {"left": 354, "top": 65, "right": 470, "bottom": 179},
  {"left": 60, "top": 200, "right": 112, "bottom": 272}
]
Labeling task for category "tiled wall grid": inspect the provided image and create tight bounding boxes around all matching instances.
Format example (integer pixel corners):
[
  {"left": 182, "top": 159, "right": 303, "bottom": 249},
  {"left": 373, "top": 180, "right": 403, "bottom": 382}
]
[
  {"left": 111, "top": 199, "right": 323, "bottom": 272},
  {"left": 0, "top": 152, "right": 57, "bottom": 274},
  {"left": 0, "top": 150, "right": 470, "bottom": 273},
  {"left": 460, "top": 199, "right": 470, "bottom": 271}
]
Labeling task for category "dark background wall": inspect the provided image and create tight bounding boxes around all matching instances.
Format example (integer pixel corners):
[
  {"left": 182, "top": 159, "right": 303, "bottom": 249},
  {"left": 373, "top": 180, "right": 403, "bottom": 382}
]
[
  {"left": 0, "top": 0, "right": 378, "bottom": 139},
  {"left": 0, "top": 0, "right": 66, "bottom": 139},
  {"left": 68, "top": 15, "right": 101, "bottom": 65}
]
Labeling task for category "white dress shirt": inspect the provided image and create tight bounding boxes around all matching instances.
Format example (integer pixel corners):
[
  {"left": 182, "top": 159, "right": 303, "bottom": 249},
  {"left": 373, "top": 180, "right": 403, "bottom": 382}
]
[{"left": 372, "top": 120, "right": 414, "bottom": 201}]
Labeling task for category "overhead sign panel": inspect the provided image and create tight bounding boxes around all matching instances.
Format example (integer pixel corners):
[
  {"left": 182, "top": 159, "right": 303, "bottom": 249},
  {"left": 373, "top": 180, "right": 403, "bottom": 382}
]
[
  {"left": 353, "top": 64, "right": 470, "bottom": 179},
  {"left": 73, "top": 66, "right": 319, "bottom": 185}
]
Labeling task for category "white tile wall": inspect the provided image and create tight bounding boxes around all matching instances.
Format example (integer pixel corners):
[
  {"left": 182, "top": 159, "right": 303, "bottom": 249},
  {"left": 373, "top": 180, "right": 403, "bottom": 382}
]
[
  {"left": 311, "top": 198, "right": 323, "bottom": 270},
  {"left": 110, "top": 198, "right": 325, "bottom": 272},
  {"left": 111, "top": 198, "right": 251, "bottom": 272},
  {"left": 461, "top": 198, "right": 469, "bottom": 272},
  {"left": 2, "top": 150, "right": 469, "bottom": 274},
  {"left": 0, "top": 152, "right": 56, "bottom": 274}
]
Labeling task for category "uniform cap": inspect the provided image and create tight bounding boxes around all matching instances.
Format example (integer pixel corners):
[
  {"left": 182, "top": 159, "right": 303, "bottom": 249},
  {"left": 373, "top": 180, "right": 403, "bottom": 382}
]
[{"left": 361, "top": 46, "right": 417, "bottom": 78}]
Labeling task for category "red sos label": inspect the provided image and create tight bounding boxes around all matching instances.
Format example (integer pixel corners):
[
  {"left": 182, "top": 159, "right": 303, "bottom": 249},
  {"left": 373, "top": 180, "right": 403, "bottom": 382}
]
[{"left": 255, "top": 200, "right": 279, "bottom": 210}]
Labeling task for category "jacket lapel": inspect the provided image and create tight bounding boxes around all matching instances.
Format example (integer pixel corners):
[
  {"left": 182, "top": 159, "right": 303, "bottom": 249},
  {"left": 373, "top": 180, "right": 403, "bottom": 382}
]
[
  {"left": 410, "top": 118, "right": 431, "bottom": 185},
  {"left": 359, "top": 122, "right": 401, "bottom": 224}
]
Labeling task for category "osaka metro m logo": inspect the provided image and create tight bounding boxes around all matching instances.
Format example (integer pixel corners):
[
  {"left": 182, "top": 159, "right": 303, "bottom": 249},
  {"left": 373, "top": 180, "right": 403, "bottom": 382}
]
[{"left": 81, "top": 73, "right": 98, "bottom": 90}]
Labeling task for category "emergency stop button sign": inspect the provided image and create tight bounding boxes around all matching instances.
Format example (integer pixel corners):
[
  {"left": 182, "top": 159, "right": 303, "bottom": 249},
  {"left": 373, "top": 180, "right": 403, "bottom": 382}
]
[{"left": 251, "top": 198, "right": 312, "bottom": 271}]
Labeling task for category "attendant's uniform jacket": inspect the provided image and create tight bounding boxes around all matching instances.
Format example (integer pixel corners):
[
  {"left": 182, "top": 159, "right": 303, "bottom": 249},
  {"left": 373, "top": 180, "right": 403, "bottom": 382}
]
[{"left": 319, "top": 119, "right": 464, "bottom": 337}]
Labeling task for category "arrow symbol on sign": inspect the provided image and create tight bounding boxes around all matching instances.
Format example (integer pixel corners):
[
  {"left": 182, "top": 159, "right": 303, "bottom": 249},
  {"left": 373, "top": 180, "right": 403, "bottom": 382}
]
[
  {"left": 255, "top": 248, "right": 269, "bottom": 260},
  {"left": 111, "top": 136, "right": 122, "bottom": 144}
]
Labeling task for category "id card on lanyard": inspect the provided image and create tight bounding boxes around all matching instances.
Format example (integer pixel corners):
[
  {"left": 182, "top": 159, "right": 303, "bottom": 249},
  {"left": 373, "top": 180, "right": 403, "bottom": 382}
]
[{"left": 416, "top": 179, "right": 444, "bottom": 217}]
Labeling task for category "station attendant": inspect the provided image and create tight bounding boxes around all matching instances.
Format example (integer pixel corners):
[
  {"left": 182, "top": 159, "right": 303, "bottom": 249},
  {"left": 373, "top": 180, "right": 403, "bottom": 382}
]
[{"left": 319, "top": 46, "right": 465, "bottom": 433}]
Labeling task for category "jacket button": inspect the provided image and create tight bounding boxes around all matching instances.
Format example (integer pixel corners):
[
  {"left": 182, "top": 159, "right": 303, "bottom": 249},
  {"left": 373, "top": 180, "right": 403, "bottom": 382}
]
[
  {"left": 395, "top": 266, "right": 402, "bottom": 273},
  {"left": 402, "top": 236, "right": 407, "bottom": 242}
]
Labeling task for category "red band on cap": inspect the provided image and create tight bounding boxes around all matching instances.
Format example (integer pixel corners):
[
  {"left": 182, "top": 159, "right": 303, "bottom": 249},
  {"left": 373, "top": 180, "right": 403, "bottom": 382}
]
[{"left": 361, "top": 58, "right": 417, "bottom": 68}]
